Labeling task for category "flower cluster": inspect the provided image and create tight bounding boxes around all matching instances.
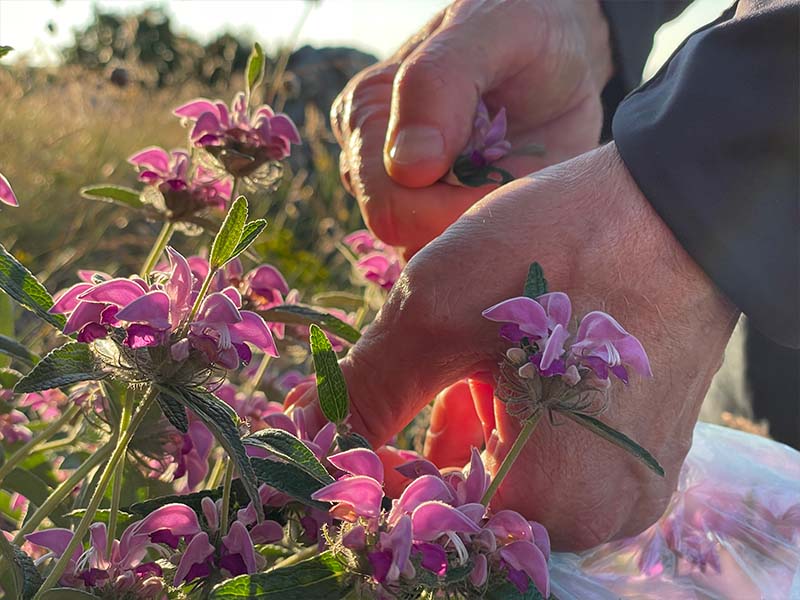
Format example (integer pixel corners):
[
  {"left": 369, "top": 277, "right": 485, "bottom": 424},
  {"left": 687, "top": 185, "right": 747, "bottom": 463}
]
[
  {"left": 463, "top": 100, "right": 512, "bottom": 169},
  {"left": 313, "top": 447, "right": 550, "bottom": 598},
  {"left": 50, "top": 247, "right": 278, "bottom": 372},
  {"left": 483, "top": 291, "right": 651, "bottom": 419},
  {"left": 174, "top": 92, "right": 301, "bottom": 179},
  {"left": 344, "top": 229, "right": 402, "bottom": 291}
]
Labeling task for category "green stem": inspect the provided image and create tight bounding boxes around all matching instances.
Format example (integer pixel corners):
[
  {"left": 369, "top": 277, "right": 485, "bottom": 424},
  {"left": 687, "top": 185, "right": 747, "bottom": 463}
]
[
  {"left": 0, "top": 404, "right": 81, "bottom": 485},
  {"left": 107, "top": 389, "right": 134, "bottom": 555},
  {"left": 480, "top": 411, "right": 543, "bottom": 507},
  {"left": 271, "top": 545, "right": 317, "bottom": 570},
  {"left": 33, "top": 388, "right": 156, "bottom": 599},
  {"left": 183, "top": 266, "right": 217, "bottom": 332},
  {"left": 243, "top": 354, "right": 271, "bottom": 396},
  {"left": 205, "top": 452, "right": 226, "bottom": 490},
  {"left": 218, "top": 460, "right": 234, "bottom": 537},
  {"left": 12, "top": 443, "right": 113, "bottom": 544},
  {"left": 140, "top": 221, "right": 176, "bottom": 279}
]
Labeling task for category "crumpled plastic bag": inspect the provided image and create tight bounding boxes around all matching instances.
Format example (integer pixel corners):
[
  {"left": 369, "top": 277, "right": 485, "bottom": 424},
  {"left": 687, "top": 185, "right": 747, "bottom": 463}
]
[{"left": 549, "top": 422, "right": 800, "bottom": 599}]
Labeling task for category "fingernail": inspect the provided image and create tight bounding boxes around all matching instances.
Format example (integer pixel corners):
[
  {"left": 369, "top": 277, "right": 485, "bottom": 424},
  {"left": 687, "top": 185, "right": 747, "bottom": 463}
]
[{"left": 387, "top": 125, "right": 445, "bottom": 165}]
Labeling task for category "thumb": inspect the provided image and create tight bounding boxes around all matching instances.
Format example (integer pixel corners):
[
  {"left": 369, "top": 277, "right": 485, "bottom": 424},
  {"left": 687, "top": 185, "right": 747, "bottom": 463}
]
[{"left": 383, "top": 27, "right": 493, "bottom": 188}]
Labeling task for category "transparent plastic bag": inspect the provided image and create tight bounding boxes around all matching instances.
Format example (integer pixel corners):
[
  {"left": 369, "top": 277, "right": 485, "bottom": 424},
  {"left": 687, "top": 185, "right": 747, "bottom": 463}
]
[{"left": 549, "top": 422, "right": 800, "bottom": 599}]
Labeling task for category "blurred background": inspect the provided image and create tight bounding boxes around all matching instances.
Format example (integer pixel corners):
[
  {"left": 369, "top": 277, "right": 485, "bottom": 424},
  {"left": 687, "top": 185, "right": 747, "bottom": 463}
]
[{"left": 0, "top": 0, "right": 795, "bottom": 446}]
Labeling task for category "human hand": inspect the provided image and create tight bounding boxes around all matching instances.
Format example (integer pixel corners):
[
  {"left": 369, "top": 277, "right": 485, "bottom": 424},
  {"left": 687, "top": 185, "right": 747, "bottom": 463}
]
[
  {"left": 295, "top": 143, "right": 738, "bottom": 550},
  {"left": 332, "top": 0, "right": 613, "bottom": 254}
]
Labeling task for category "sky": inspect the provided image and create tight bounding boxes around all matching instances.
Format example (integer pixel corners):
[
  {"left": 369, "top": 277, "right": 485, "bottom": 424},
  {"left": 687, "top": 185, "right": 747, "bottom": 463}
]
[{"left": 0, "top": 0, "right": 732, "bottom": 71}]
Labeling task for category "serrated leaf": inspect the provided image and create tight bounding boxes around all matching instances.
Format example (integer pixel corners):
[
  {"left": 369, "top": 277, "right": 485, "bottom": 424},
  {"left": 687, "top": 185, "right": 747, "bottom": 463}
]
[
  {"left": 523, "top": 262, "right": 548, "bottom": 299},
  {"left": 261, "top": 305, "right": 361, "bottom": 344},
  {"left": 309, "top": 325, "right": 349, "bottom": 424},
  {"left": 246, "top": 42, "right": 266, "bottom": 96},
  {"left": 250, "top": 457, "right": 329, "bottom": 510},
  {"left": 157, "top": 390, "right": 189, "bottom": 433},
  {"left": 3, "top": 468, "right": 69, "bottom": 526},
  {"left": 210, "top": 195, "right": 248, "bottom": 268},
  {"left": 244, "top": 429, "right": 333, "bottom": 484},
  {"left": 0, "top": 334, "right": 38, "bottom": 366},
  {"left": 452, "top": 155, "right": 515, "bottom": 187},
  {"left": 0, "top": 46, "right": 13, "bottom": 59},
  {"left": 335, "top": 432, "right": 371, "bottom": 452},
  {"left": 80, "top": 185, "right": 144, "bottom": 209},
  {"left": 157, "top": 385, "right": 263, "bottom": 519},
  {"left": 0, "top": 242, "right": 65, "bottom": 330},
  {"left": 0, "top": 536, "right": 43, "bottom": 600},
  {"left": 230, "top": 219, "right": 267, "bottom": 262},
  {"left": 14, "top": 342, "right": 104, "bottom": 393},
  {"left": 210, "top": 551, "right": 351, "bottom": 600},
  {"left": 559, "top": 410, "right": 664, "bottom": 477}
]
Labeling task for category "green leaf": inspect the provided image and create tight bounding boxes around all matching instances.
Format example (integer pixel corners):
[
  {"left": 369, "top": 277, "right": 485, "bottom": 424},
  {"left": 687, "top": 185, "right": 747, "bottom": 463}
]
[
  {"left": 0, "top": 368, "right": 22, "bottom": 390},
  {"left": 14, "top": 342, "right": 105, "bottom": 393},
  {"left": 0, "top": 242, "right": 65, "bottom": 330},
  {"left": 210, "top": 551, "right": 351, "bottom": 600},
  {"left": 156, "top": 390, "right": 189, "bottom": 433},
  {"left": 310, "top": 292, "right": 365, "bottom": 312},
  {"left": 452, "top": 155, "right": 515, "bottom": 187},
  {"left": 559, "top": 410, "right": 665, "bottom": 477},
  {"left": 210, "top": 195, "right": 248, "bottom": 268},
  {"left": 523, "top": 262, "right": 548, "bottom": 299},
  {"left": 0, "top": 334, "right": 38, "bottom": 366},
  {"left": 0, "top": 536, "right": 43, "bottom": 600},
  {"left": 0, "top": 46, "right": 13, "bottom": 59},
  {"left": 157, "top": 385, "right": 263, "bottom": 519},
  {"left": 245, "top": 42, "right": 266, "bottom": 96},
  {"left": 335, "top": 432, "right": 371, "bottom": 452},
  {"left": 260, "top": 305, "right": 361, "bottom": 344},
  {"left": 127, "top": 480, "right": 250, "bottom": 517},
  {"left": 250, "top": 457, "right": 329, "bottom": 510},
  {"left": 80, "top": 185, "right": 144, "bottom": 209},
  {"left": 244, "top": 429, "right": 333, "bottom": 484},
  {"left": 3, "top": 468, "right": 69, "bottom": 526},
  {"left": 309, "top": 325, "right": 349, "bottom": 424},
  {"left": 230, "top": 219, "right": 268, "bottom": 262}
]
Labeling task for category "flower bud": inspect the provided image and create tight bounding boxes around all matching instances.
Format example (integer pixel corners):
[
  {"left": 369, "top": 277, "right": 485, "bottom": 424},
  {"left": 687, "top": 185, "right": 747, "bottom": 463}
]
[
  {"left": 506, "top": 347, "right": 527, "bottom": 365},
  {"left": 562, "top": 365, "right": 581, "bottom": 386},
  {"left": 517, "top": 362, "right": 536, "bottom": 380}
]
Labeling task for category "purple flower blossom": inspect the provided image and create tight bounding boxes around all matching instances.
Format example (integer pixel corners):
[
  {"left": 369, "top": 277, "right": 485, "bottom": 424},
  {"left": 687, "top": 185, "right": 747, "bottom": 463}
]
[
  {"left": 463, "top": 100, "right": 512, "bottom": 168},
  {"left": 0, "top": 171, "right": 18, "bottom": 207},
  {"left": 344, "top": 229, "right": 402, "bottom": 291},
  {"left": 174, "top": 93, "right": 300, "bottom": 178},
  {"left": 0, "top": 409, "right": 32, "bottom": 443}
]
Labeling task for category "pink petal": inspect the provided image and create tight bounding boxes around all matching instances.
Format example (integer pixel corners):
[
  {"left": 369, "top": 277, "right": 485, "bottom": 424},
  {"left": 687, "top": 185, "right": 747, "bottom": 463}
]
[
  {"left": 201, "top": 497, "right": 219, "bottom": 531},
  {"left": 191, "top": 112, "right": 223, "bottom": 143},
  {"left": 63, "top": 301, "right": 106, "bottom": 335},
  {"left": 249, "top": 520, "right": 284, "bottom": 544},
  {"left": 469, "top": 552, "right": 488, "bottom": 586},
  {"left": 529, "top": 521, "right": 551, "bottom": 561},
  {"left": 482, "top": 297, "right": 549, "bottom": 340},
  {"left": 411, "top": 501, "right": 481, "bottom": 541},
  {"left": 536, "top": 292, "right": 572, "bottom": 328},
  {"left": 311, "top": 476, "right": 384, "bottom": 518},
  {"left": 25, "top": 528, "right": 82, "bottom": 564},
  {"left": 128, "top": 146, "right": 170, "bottom": 174},
  {"left": 197, "top": 292, "right": 242, "bottom": 325},
  {"left": 486, "top": 510, "right": 534, "bottom": 543},
  {"left": 394, "top": 475, "right": 453, "bottom": 517},
  {"left": 165, "top": 247, "right": 193, "bottom": 323},
  {"left": 328, "top": 448, "right": 384, "bottom": 483},
  {"left": 382, "top": 514, "right": 412, "bottom": 582},
  {"left": 414, "top": 542, "right": 448, "bottom": 576},
  {"left": 458, "top": 503, "right": 487, "bottom": 524},
  {"left": 116, "top": 290, "right": 171, "bottom": 330},
  {"left": 499, "top": 540, "right": 550, "bottom": 598},
  {"left": 229, "top": 311, "right": 278, "bottom": 357},
  {"left": 221, "top": 286, "right": 243, "bottom": 308},
  {"left": 50, "top": 282, "right": 93, "bottom": 314},
  {"left": 245, "top": 265, "right": 289, "bottom": 296},
  {"left": 134, "top": 503, "right": 202, "bottom": 538},
  {"left": 221, "top": 521, "right": 258, "bottom": 574},
  {"left": 342, "top": 525, "right": 366, "bottom": 550},
  {"left": 79, "top": 278, "right": 146, "bottom": 306},
  {"left": 539, "top": 324, "right": 569, "bottom": 371},
  {"left": 463, "top": 447, "right": 488, "bottom": 504},
  {"left": 0, "top": 172, "right": 18, "bottom": 207},
  {"left": 395, "top": 458, "right": 441, "bottom": 480},
  {"left": 174, "top": 532, "right": 215, "bottom": 585},
  {"left": 173, "top": 99, "right": 219, "bottom": 120},
  {"left": 269, "top": 114, "right": 301, "bottom": 144}
]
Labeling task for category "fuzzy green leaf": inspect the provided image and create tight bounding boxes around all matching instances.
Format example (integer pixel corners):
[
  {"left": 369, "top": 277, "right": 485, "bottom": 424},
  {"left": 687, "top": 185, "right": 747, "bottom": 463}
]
[
  {"left": 0, "top": 334, "right": 38, "bottom": 366},
  {"left": 560, "top": 410, "right": 665, "bottom": 477},
  {"left": 261, "top": 305, "right": 361, "bottom": 344},
  {"left": 335, "top": 432, "right": 371, "bottom": 452},
  {"left": 127, "top": 480, "right": 251, "bottom": 517},
  {"left": 245, "top": 42, "right": 266, "bottom": 96},
  {"left": 309, "top": 325, "right": 349, "bottom": 424},
  {"left": 14, "top": 342, "right": 105, "bottom": 393},
  {"left": 523, "top": 262, "right": 548, "bottom": 299},
  {"left": 210, "top": 196, "right": 248, "bottom": 268},
  {"left": 80, "top": 185, "right": 144, "bottom": 209},
  {"left": 157, "top": 385, "right": 263, "bottom": 519},
  {"left": 230, "top": 219, "right": 268, "bottom": 262},
  {"left": 0, "top": 535, "right": 43, "bottom": 600},
  {"left": 210, "top": 551, "right": 351, "bottom": 600},
  {"left": 244, "top": 429, "right": 333, "bottom": 484},
  {"left": 250, "top": 457, "right": 329, "bottom": 510},
  {"left": 3, "top": 468, "right": 69, "bottom": 526},
  {"left": 156, "top": 390, "right": 189, "bottom": 433},
  {"left": 0, "top": 243, "right": 65, "bottom": 330}
]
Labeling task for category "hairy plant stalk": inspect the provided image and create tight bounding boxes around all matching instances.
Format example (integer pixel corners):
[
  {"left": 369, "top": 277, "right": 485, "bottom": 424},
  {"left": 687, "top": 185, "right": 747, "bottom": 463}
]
[
  {"left": 184, "top": 265, "right": 217, "bottom": 330},
  {"left": 12, "top": 443, "right": 113, "bottom": 544},
  {"left": 205, "top": 451, "right": 227, "bottom": 489},
  {"left": 33, "top": 388, "right": 157, "bottom": 599},
  {"left": 481, "top": 411, "right": 543, "bottom": 507},
  {"left": 271, "top": 544, "right": 317, "bottom": 570},
  {"left": 0, "top": 404, "right": 81, "bottom": 485},
  {"left": 218, "top": 460, "right": 234, "bottom": 537},
  {"left": 139, "top": 221, "right": 176, "bottom": 278},
  {"left": 107, "top": 389, "right": 134, "bottom": 555}
]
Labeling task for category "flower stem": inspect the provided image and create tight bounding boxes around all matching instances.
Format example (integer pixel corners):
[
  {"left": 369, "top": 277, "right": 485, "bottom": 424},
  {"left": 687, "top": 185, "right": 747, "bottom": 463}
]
[
  {"left": 480, "top": 411, "right": 543, "bottom": 507},
  {"left": 33, "top": 388, "right": 156, "bottom": 599},
  {"left": 107, "top": 388, "right": 133, "bottom": 555},
  {"left": 12, "top": 442, "right": 112, "bottom": 544},
  {"left": 0, "top": 404, "right": 81, "bottom": 485},
  {"left": 183, "top": 265, "right": 218, "bottom": 331},
  {"left": 218, "top": 459, "right": 234, "bottom": 537},
  {"left": 140, "top": 221, "right": 176, "bottom": 279},
  {"left": 243, "top": 354, "right": 271, "bottom": 396},
  {"left": 271, "top": 545, "right": 317, "bottom": 570}
]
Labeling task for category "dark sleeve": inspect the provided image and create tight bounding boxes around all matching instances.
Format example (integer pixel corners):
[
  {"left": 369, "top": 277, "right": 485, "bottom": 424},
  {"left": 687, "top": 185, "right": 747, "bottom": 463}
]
[
  {"left": 612, "top": 0, "right": 800, "bottom": 348},
  {"left": 599, "top": 0, "right": 694, "bottom": 139}
]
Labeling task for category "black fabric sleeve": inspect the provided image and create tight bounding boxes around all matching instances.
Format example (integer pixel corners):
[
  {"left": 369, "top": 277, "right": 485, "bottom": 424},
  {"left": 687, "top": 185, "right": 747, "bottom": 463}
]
[
  {"left": 612, "top": 0, "right": 800, "bottom": 348},
  {"left": 599, "top": 0, "right": 694, "bottom": 139}
]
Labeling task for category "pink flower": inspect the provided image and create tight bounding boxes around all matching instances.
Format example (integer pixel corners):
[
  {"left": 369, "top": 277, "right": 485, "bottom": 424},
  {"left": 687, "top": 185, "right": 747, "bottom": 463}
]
[
  {"left": 174, "top": 93, "right": 300, "bottom": 178},
  {"left": 0, "top": 172, "right": 18, "bottom": 207},
  {"left": 463, "top": 100, "right": 512, "bottom": 168},
  {"left": 0, "top": 409, "right": 32, "bottom": 443},
  {"left": 344, "top": 229, "right": 403, "bottom": 291}
]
